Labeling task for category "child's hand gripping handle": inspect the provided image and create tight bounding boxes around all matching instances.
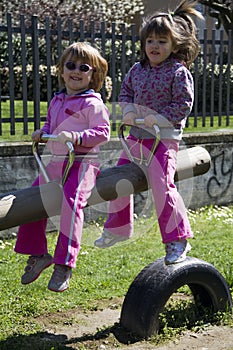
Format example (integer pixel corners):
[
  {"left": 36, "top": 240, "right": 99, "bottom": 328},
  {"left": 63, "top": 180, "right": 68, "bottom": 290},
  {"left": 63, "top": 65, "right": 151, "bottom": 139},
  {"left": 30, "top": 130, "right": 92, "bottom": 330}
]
[
  {"left": 134, "top": 118, "right": 160, "bottom": 135},
  {"left": 32, "top": 134, "right": 75, "bottom": 186}
]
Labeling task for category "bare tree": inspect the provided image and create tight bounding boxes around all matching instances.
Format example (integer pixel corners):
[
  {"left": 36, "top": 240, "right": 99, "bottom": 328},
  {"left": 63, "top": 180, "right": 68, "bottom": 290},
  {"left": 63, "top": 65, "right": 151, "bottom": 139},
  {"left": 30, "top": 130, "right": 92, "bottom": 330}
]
[{"left": 198, "top": 0, "right": 233, "bottom": 34}]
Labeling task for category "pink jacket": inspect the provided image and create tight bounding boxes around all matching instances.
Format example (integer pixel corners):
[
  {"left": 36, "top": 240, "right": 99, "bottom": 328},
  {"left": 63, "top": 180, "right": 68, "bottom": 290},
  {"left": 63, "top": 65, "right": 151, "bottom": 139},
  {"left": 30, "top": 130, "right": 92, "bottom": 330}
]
[
  {"left": 41, "top": 89, "right": 110, "bottom": 155},
  {"left": 119, "top": 58, "right": 194, "bottom": 140}
]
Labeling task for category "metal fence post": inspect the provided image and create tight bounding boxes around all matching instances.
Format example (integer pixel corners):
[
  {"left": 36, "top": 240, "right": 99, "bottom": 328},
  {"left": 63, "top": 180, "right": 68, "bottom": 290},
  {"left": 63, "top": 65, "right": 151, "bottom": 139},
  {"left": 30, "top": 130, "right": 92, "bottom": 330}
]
[
  {"left": 31, "top": 15, "right": 40, "bottom": 130},
  {"left": 20, "top": 14, "right": 28, "bottom": 134},
  {"left": 7, "top": 13, "right": 15, "bottom": 134},
  {"left": 226, "top": 30, "right": 232, "bottom": 126}
]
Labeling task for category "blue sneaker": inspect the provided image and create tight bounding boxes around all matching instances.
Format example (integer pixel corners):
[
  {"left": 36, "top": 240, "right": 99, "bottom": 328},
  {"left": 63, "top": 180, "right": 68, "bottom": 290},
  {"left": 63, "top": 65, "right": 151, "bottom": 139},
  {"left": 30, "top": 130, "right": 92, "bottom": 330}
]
[{"left": 165, "top": 240, "right": 191, "bottom": 265}]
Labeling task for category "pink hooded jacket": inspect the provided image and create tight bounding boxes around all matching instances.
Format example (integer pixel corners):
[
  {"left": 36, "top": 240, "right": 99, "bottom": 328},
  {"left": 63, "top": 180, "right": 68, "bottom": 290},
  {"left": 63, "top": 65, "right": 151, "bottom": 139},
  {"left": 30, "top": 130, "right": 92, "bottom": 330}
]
[{"left": 41, "top": 89, "right": 110, "bottom": 155}]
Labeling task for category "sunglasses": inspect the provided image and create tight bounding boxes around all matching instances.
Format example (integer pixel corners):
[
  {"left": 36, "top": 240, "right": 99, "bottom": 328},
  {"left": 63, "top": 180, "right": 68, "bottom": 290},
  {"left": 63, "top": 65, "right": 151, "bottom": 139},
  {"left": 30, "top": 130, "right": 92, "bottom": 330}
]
[{"left": 64, "top": 61, "right": 94, "bottom": 73}]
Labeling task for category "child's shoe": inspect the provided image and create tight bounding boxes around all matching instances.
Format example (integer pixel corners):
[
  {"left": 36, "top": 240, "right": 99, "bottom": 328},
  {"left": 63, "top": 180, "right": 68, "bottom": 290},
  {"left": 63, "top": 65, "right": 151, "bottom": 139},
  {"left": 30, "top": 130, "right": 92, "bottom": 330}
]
[
  {"left": 48, "top": 264, "right": 72, "bottom": 292},
  {"left": 94, "top": 229, "right": 129, "bottom": 248},
  {"left": 21, "top": 253, "right": 53, "bottom": 284},
  {"left": 165, "top": 240, "right": 191, "bottom": 265}
]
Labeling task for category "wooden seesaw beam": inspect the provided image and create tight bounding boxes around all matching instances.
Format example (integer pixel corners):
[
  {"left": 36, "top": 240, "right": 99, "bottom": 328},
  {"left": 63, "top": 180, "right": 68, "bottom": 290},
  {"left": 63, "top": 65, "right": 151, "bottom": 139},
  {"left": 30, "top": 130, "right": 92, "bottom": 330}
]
[{"left": 0, "top": 146, "right": 211, "bottom": 231}]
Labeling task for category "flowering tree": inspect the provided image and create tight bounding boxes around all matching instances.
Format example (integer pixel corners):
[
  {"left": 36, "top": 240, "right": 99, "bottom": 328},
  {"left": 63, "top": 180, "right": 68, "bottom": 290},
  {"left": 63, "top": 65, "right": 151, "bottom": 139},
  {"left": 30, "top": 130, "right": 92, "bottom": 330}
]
[{"left": 0, "top": 0, "right": 144, "bottom": 30}]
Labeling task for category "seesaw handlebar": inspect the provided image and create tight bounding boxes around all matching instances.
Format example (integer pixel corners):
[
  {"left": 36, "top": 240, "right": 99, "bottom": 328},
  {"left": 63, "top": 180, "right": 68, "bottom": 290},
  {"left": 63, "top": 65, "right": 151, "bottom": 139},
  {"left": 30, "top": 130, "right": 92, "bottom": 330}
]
[
  {"left": 118, "top": 118, "right": 160, "bottom": 165},
  {"left": 32, "top": 134, "right": 75, "bottom": 186},
  {"left": 32, "top": 120, "right": 160, "bottom": 183}
]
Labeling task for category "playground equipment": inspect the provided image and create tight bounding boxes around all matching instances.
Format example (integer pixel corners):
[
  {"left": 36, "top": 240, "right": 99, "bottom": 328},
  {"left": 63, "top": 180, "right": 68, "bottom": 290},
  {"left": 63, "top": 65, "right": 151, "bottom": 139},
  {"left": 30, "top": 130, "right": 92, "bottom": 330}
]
[
  {"left": 120, "top": 257, "right": 232, "bottom": 339},
  {"left": 0, "top": 129, "right": 210, "bottom": 230},
  {"left": 0, "top": 122, "right": 231, "bottom": 339}
]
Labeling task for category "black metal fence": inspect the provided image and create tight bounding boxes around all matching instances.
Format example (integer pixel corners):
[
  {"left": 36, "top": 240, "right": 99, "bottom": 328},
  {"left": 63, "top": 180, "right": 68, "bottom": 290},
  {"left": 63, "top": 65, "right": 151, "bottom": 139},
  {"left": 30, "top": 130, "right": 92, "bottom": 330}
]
[{"left": 0, "top": 13, "right": 232, "bottom": 135}]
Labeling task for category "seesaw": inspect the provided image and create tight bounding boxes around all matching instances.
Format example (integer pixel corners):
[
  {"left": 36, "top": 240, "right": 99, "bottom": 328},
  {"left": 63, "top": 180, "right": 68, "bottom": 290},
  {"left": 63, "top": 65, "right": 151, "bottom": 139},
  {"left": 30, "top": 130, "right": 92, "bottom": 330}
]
[
  {"left": 0, "top": 124, "right": 210, "bottom": 230},
  {"left": 0, "top": 124, "right": 232, "bottom": 340}
]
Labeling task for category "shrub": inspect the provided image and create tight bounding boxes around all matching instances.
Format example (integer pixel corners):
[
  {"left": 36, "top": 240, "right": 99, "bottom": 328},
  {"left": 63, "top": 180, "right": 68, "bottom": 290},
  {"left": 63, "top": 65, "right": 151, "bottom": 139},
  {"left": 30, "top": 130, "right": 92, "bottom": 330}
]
[{"left": 190, "top": 61, "right": 233, "bottom": 114}]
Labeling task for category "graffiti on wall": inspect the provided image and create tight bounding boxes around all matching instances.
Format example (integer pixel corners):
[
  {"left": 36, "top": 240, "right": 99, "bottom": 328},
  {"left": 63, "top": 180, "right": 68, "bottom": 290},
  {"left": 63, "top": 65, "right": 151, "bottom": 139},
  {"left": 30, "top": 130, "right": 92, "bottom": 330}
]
[{"left": 207, "top": 149, "right": 233, "bottom": 199}]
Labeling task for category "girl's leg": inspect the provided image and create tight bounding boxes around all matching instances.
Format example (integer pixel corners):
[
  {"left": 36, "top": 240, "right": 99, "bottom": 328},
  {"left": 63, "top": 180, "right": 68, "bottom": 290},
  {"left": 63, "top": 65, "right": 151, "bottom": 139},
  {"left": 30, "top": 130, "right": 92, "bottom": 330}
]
[
  {"left": 95, "top": 138, "right": 147, "bottom": 248},
  {"left": 14, "top": 169, "right": 58, "bottom": 285},
  {"left": 103, "top": 157, "right": 134, "bottom": 237},
  {"left": 148, "top": 140, "right": 193, "bottom": 244},
  {"left": 94, "top": 153, "right": 134, "bottom": 249},
  {"left": 14, "top": 175, "right": 49, "bottom": 255},
  {"left": 15, "top": 161, "right": 63, "bottom": 255},
  {"left": 53, "top": 162, "right": 99, "bottom": 268}
]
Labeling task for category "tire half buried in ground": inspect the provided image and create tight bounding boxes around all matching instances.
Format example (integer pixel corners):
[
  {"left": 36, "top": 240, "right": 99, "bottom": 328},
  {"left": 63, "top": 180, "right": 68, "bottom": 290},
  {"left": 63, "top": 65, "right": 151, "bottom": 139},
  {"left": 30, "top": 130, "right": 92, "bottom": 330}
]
[{"left": 120, "top": 257, "right": 232, "bottom": 339}]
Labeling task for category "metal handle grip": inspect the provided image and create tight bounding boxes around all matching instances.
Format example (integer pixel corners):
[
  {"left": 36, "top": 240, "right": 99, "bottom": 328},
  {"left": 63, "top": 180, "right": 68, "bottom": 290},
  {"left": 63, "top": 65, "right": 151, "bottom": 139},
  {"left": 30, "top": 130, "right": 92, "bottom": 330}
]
[
  {"left": 32, "top": 134, "right": 75, "bottom": 186},
  {"left": 118, "top": 119, "right": 160, "bottom": 165}
]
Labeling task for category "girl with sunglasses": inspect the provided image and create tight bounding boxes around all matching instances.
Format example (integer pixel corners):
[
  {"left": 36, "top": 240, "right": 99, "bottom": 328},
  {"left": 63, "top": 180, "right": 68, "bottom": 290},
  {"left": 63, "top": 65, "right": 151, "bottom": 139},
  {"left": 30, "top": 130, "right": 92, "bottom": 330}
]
[
  {"left": 95, "top": 0, "right": 203, "bottom": 265},
  {"left": 15, "top": 42, "right": 110, "bottom": 292}
]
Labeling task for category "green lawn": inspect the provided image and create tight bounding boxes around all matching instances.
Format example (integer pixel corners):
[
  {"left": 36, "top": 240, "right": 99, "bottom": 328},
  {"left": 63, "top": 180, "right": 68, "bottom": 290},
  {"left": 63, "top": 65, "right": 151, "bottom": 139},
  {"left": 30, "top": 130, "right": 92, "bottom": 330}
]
[
  {"left": 0, "top": 205, "right": 232, "bottom": 349},
  {"left": 0, "top": 100, "right": 232, "bottom": 141}
]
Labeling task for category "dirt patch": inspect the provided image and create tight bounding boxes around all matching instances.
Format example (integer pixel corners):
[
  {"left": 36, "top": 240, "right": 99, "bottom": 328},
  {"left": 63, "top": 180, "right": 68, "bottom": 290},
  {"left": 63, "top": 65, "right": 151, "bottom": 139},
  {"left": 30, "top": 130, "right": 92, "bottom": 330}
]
[{"left": 36, "top": 298, "right": 233, "bottom": 350}]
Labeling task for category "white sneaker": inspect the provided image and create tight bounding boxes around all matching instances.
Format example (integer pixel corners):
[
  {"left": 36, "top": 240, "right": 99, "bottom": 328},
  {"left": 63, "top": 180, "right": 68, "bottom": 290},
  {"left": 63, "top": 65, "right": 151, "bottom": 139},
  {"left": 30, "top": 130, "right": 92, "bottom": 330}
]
[
  {"left": 94, "top": 230, "right": 129, "bottom": 248},
  {"left": 165, "top": 240, "right": 191, "bottom": 265},
  {"left": 48, "top": 264, "right": 72, "bottom": 292}
]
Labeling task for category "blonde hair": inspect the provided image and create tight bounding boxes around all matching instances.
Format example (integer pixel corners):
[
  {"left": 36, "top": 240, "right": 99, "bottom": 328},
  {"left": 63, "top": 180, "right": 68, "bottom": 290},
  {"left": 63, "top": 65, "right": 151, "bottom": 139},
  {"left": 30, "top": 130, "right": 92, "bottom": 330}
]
[
  {"left": 57, "top": 42, "right": 108, "bottom": 91},
  {"left": 140, "top": 0, "right": 204, "bottom": 68}
]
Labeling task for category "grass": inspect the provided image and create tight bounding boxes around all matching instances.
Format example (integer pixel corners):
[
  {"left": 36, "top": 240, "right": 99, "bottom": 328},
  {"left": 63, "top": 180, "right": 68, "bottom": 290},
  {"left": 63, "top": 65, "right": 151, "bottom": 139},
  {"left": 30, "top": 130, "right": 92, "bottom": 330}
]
[
  {"left": 0, "top": 100, "right": 232, "bottom": 141},
  {"left": 0, "top": 205, "right": 232, "bottom": 349}
]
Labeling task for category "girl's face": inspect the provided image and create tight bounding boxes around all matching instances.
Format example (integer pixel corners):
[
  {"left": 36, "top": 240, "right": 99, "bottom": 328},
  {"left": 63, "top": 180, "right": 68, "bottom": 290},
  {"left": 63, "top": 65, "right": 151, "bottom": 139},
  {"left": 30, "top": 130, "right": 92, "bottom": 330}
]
[
  {"left": 145, "top": 32, "right": 177, "bottom": 67},
  {"left": 61, "top": 56, "right": 94, "bottom": 95}
]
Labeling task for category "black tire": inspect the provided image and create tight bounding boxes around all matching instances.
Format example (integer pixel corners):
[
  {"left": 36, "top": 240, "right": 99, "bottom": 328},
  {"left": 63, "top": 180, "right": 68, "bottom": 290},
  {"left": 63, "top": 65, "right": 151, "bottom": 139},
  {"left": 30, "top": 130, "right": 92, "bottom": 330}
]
[{"left": 120, "top": 256, "right": 232, "bottom": 339}]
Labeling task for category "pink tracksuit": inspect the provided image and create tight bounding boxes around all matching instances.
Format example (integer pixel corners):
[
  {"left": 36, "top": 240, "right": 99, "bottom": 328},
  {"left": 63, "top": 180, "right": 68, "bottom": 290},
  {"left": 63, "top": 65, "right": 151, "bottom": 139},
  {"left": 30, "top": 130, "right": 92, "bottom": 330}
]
[
  {"left": 15, "top": 89, "right": 110, "bottom": 267},
  {"left": 104, "top": 58, "right": 194, "bottom": 243}
]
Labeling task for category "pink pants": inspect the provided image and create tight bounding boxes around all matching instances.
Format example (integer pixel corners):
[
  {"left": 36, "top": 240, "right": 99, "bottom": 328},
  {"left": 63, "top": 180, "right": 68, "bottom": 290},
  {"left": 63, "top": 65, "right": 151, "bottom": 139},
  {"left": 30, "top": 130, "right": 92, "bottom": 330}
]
[
  {"left": 14, "top": 160, "right": 99, "bottom": 268},
  {"left": 104, "top": 136, "right": 193, "bottom": 243}
]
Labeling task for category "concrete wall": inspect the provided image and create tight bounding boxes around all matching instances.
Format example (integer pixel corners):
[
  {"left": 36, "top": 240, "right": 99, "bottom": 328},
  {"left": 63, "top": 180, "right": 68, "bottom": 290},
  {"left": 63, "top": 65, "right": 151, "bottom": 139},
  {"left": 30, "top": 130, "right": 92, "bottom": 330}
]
[
  {"left": 178, "top": 132, "right": 233, "bottom": 208},
  {"left": 0, "top": 131, "right": 232, "bottom": 237}
]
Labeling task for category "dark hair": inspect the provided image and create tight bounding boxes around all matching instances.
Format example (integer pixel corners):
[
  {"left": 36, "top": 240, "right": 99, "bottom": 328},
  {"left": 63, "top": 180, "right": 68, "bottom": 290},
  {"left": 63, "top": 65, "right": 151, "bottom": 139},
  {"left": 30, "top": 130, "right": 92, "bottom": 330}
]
[
  {"left": 140, "top": 0, "right": 204, "bottom": 68},
  {"left": 57, "top": 42, "right": 108, "bottom": 91}
]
